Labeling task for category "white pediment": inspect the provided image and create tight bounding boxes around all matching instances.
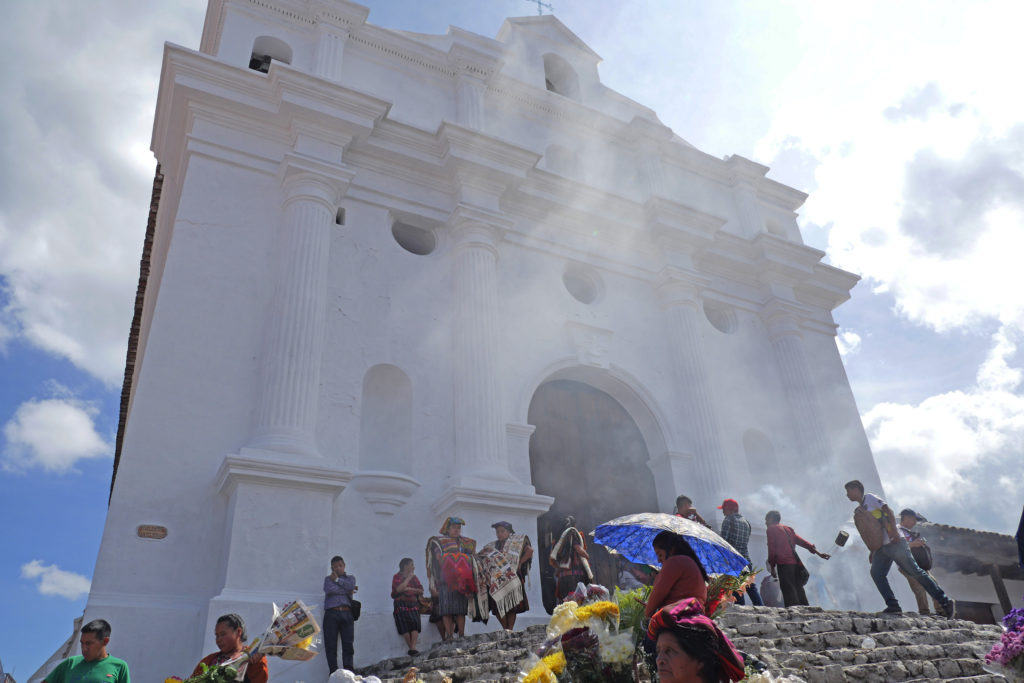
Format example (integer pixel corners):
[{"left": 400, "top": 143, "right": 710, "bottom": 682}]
[{"left": 497, "top": 15, "right": 602, "bottom": 64}]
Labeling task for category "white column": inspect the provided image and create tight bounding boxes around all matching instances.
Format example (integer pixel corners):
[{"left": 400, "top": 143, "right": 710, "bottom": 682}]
[
  {"left": 765, "top": 311, "right": 832, "bottom": 462},
  {"left": 506, "top": 422, "right": 536, "bottom": 485},
  {"left": 456, "top": 75, "right": 486, "bottom": 130},
  {"left": 313, "top": 26, "right": 348, "bottom": 81},
  {"left": 659, "top": 274, "right": 728, "bottom": 503},
  {"left": 248, "top": 170, "right": 338, "bottom": 457},
  {"left": 451, "top": 221, "right": 510, "bottom": 479},
  {"left": 733, "top": 182, "right": 766, "bottom": 237}
]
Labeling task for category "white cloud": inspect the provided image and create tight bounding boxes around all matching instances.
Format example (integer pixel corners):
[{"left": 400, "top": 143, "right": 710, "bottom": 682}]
[
  {"left": 2, "top": 397, "right": 111, "bottom": 473},
  {"left": 750, "top": 3, "right": 1024, "bottom": 336},
  {"left": 20, "top": 560, "right": 91, "bottom": 600},
  {"left": 836, "top": 330, "right": 861, "bottom": 358},
  {"left": 863, "top": 328, "right": 1024, "bottom": 531},
  {"left": 0, "top": 3, "right": 204, "bottom": 385}
]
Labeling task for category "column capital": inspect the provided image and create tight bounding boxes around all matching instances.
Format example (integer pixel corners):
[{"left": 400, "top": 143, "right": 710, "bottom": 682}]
[
  {"left": 724, "top": 155, "right": 770, "bottom": 187},
  {"left": 279, "top": 155, "right": 353, "bottom": 209},
  {"left": 449, "top": 205, "right": 510, "bottom": 251},
  {"left": 311, "top": 1, "right": 369, "bottom": 33},
  {"left": 446, "top": 42, "right": 502, "bottom": 84},
  {"left": 656, "top": 267, "right": 712, "bottom": 308},
  {"left": 505, "top": 422, "right": 536, "bottom": 439},
  {"left": 762, "top": 300, "right": 810, "bottom": 341}
]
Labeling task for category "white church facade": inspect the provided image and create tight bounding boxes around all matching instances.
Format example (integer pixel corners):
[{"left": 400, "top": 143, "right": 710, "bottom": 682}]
[{"left": 66, "top": 1, "right": 885, "bottom": 680}]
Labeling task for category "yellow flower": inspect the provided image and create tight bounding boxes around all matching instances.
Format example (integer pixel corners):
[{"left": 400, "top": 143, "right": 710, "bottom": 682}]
[
  {"left": 542, "top": 651, "right": 566, "bottom": 674},
  {"left": 521, "top": 652, "right": 566, "bottom": 683},
  {"left": 575, "top": 600, "right": 620, "bottom": 628},
  {"left": 547, "top": 601, "right": 581, "bottom": 637}
]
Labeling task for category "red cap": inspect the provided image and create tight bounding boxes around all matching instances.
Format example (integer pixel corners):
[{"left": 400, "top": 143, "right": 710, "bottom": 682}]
[{"left": 717, "top": 498, "right": 739, "bottom": 510}]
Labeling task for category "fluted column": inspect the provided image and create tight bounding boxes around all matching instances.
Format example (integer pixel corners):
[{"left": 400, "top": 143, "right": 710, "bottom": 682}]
[
  {"left": 765, "top": 310, "right": 832, "bottom": 461},
  {"left": 659, "top": 273, "right": 728, "bottom": 502},
  {"left": 313, "top": 27, "right": 348, "bottom": 81},
  {"left": 733, "top": 182, "right": 766, "bottom": 237},
  {"left": 310, "top": 2, "right": 367, "bottom": 82},
  {"left": 451, "top": 221, "right": 509, "bottom": 479},
  {"left": 455, "top": 76, "right": 486, "bottom": 130},
  {"left": 248, "top": 170, "right": 338, "bottom": 456}
]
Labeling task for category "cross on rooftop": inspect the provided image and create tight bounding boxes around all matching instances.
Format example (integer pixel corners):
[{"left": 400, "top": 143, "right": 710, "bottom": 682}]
[{"left": 525, "top": 0, "right": 554, "bottom": 15}]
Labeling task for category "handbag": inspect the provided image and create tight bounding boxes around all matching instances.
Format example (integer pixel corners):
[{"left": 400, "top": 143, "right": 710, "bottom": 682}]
[
  {"left": 351, "top": 599, "right": 361, "bottom": 621},
  {"left": 795, "top": 557, "right": 810, "bottom": 586},
  {"left": 785, "top": 527, "right": 811, "bottom": 585},
  {"left": 418, "top": 596, "right": 434, "bottom": 615},
  {"left": 911, "top": 544, "right": 933, "bottom": 571}
]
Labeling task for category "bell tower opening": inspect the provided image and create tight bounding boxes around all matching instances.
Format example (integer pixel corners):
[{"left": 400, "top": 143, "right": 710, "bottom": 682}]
[{"left": 528, "top": 378, "right": 658, "bottom": 612}]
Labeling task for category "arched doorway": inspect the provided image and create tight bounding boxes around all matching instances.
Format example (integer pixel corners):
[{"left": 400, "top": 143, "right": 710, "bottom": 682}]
[{"left": 528, "top": 379, "right": 659, "bottom": 612}]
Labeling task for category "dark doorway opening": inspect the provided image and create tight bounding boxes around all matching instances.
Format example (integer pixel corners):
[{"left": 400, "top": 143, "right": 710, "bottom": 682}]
[{"left": 528, "top": 379, "right": 659, "bottom": 612}]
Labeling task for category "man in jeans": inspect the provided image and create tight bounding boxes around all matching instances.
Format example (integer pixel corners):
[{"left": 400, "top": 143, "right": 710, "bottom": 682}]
[
  {"left": 897, "top": 508, "right": 942, "bottom": 615},
  {"left": 323, "top": 555, "right": 357, "bottom": 672},
  {"left": 844, "top": 480, "right": 956, "bottom": 618}
]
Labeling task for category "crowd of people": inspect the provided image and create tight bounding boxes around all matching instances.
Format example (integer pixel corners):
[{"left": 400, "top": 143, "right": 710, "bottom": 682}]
[{"left": 44, "top": 479, "right": 961, "bottom": 683}]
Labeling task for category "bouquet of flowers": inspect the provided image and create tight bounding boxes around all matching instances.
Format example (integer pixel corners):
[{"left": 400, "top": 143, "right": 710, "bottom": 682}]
[
  {"left": 250, "top": 600, "right": 321, "bottom": 661},
  {"left": 519, "top": 583, "right": 633, "bottom": 683},
  {"left": 178, "top": 600, "right": 322, "bottom": 683},
  {"left": 705, "top": 566, "right": 760, "bottom": 619},
  {"left": 984, "top": 602, "right": 1024, "bottom": 682}
]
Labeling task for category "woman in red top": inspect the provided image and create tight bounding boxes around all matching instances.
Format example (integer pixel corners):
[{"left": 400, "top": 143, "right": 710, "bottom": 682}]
[
  {"left": 645, "top": 531, "right": 710, "bottom": 619},
  {"left": 192, "top": 613, "right": 268, "bottom": 683},
  {"left": 391, "top": 557, "right": 425, "bottom": 655}
]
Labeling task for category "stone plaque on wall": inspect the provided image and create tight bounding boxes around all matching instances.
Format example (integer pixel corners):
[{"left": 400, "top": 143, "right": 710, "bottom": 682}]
[{"left": 136, "top": 524, "right": 168, "bottom": 540}]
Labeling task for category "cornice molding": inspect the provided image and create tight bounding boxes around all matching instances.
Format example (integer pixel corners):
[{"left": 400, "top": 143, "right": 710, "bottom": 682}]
[
  {"left": 216, "top": 454, "right": 351, "bottom": 498},
  {"left": 646, "top": 197, "right": 726, "bottom": 251},
  {"left": 152, "top": 44, "right": 391, "bottom": 176},
  {"left": 431, "top": 485, "right": 554, "bottom": 519},
  {"left": 751, "top": 232, "right": 825, "bottom": 285}
]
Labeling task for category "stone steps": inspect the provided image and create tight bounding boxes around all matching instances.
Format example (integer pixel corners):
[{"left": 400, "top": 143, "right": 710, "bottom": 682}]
[{"left": 355, "top": 606, "right": 1004, "bottom": 682}]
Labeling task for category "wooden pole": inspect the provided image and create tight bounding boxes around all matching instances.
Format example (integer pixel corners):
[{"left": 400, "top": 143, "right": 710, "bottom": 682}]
[{"left": 990, "top": 563, "right": 1013, "bottom": 615}]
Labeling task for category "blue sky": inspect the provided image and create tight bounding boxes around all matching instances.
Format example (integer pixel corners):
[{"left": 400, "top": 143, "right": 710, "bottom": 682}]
[{"left": 3, "top": 0, "right": 1024, "bottom": 679}]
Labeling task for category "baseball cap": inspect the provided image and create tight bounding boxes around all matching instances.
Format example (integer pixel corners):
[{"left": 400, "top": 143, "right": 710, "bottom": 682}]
[
  {"left": 717, "top": 498, "right": 739, "bottom": 510},
  {"left": 898, "top": 508, "right": 927, "bottom": 522}
]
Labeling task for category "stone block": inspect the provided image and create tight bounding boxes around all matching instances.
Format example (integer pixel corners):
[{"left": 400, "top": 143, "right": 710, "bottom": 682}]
[
  {"left": 936, "top": 659, "right": 963, "bottom": 677},
  {"left": 852, "top": 618, "right": 875, "bottom": 633},
  {"left": 802, "top": 619, "right": 830, "bottom": 634}
]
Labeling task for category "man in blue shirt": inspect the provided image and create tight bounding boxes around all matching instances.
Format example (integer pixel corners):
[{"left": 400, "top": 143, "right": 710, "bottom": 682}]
[
  {"left": 323, "top": 555, "right": 358, "bottom": 673},
  {"left": 44, "top": 619, "right": 130, "bottom": 683}
]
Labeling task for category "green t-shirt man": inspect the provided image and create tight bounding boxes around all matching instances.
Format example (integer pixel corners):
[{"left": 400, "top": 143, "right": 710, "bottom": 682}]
[
  {"left": 45, "top": 655, "right": 130, "bottom": 683},
  {"left": 45, "top": 620, "right": 129, "bottom": 683}
]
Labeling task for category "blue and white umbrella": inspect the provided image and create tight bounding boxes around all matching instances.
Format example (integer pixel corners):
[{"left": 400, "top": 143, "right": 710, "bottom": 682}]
[{"left": 593, "top": 512, "right": 749, "bottom": 575}]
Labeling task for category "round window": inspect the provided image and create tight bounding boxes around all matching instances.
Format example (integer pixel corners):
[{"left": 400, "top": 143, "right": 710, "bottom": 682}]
[
  {"left": 703, "top": 301, "right": 737, "bottom": 334},
  {"left": 563, "top": 266, "right": 602, "bottom": 305}
]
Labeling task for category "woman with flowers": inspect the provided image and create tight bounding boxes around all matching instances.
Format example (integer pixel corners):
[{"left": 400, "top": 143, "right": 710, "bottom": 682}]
[
  {"left": 192, "top": 614, "right": 267, "bottom": 683},
  {"left": 648, "top": 598, "right": 745, "bottom": 683},
  {"left": 644, "top": 531, "right": 709, "bottom": 619},
  {"left": 425, "top": 517, "right": 487, "bottom": 640}
]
